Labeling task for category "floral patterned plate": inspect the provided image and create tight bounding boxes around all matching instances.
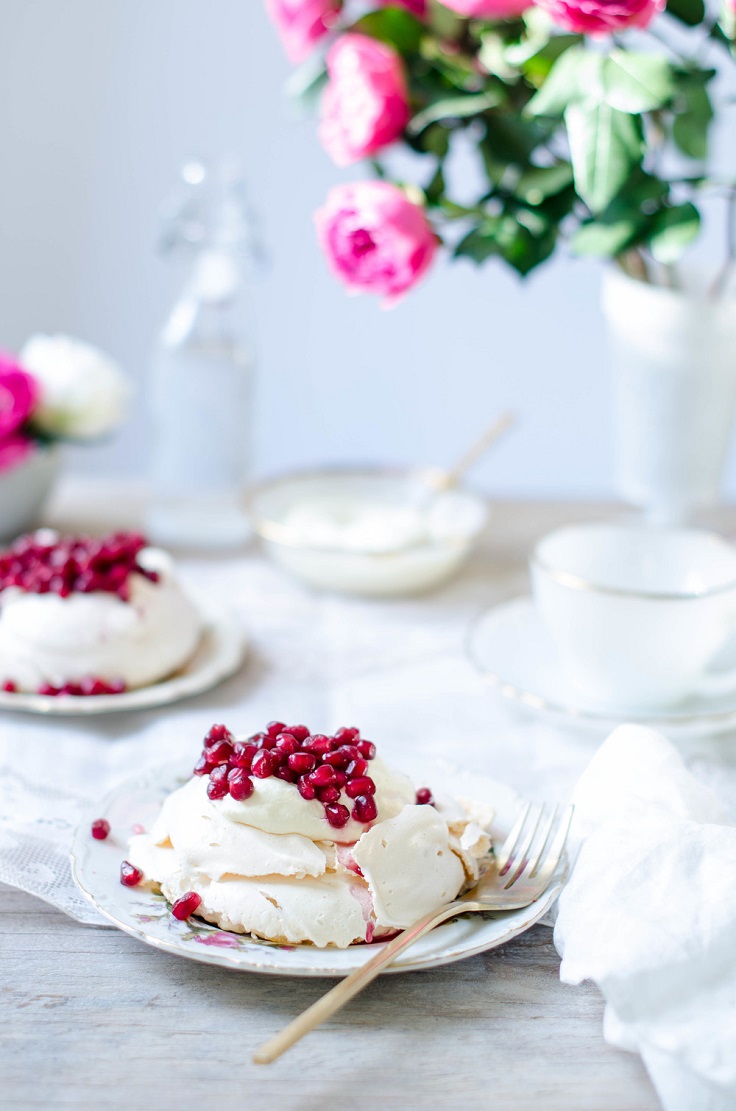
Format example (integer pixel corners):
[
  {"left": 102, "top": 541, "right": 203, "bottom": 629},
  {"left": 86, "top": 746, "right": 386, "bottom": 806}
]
[
  {"left": 70, "top": 760, "right": 565, "bottom": 976},
  {"left": 0, "top": 612, "right": 245, "bottom": 716}
]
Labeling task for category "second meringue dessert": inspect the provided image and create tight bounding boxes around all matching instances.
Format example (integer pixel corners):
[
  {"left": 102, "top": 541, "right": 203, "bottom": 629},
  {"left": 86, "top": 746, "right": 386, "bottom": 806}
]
[
  {"left": 125, "top": 722, "right": 493, "bottom": 948},
  {"left": 0, "top": 530, "right": 202, "bottom": 695}
]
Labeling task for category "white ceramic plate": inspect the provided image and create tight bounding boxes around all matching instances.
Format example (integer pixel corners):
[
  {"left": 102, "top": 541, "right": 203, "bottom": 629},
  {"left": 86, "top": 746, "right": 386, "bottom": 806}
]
[
  {"left": 0, "top": 612, "right": 245, "bottom": 716},
  {"left": 467, "top": 595, "right": 736, "bottom": 738},
  {"left": 70, "top": 760, "right": 564, "bottom": 977}
]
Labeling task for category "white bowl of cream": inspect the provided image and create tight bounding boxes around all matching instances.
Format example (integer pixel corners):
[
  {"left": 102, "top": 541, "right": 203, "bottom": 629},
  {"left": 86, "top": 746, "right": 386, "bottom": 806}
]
[{"left": 248, "top": 468, "right": 488, "bottom": 597}]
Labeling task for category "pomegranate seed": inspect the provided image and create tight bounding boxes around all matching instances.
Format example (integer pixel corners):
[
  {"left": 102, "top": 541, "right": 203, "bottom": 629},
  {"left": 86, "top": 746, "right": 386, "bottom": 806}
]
[
  {"left": 415, "top": 787, "right": 434, "bottom": 805},
  {"left": 91, "top": 818, "right": 110, "bottom": 840},
  {"left": 266, "top": 720, "right": 287, "bottom": 737},
  {"left": 38, "top": 683, "right": 60, "bottom": 696},
  {"left": 254, "top": 733, "right": 276, "bottom": 750},
  {"left": 333, "top": 772, "right": 347, "bottom": 788},
  {"left": 308, "top": 765, "right": 337, "bottom": 787},
  {"left": 334, "top": 726, "right": 359, "bottom": 743},
  {"left": 357, "top": 740, "right": 376, "bottom": 760},
  {"left": 274, "top": 733, "right": 299, "bottom": 755},
  {"left": 275, "top": 765, "right": 298, "bottom": 783},
  {"left": 251, "top": 749, "right": 277, "bottom": 779},
  {"left": 230, "top": 742, "right": 257, "bottom": 770},
  {"left": 346, "top": 758, "right": 368, "bottom": 778},
  {"left": 305, "top": 734, "right": 333, "bottom": 756},
  {"left": 345, "top": 776, "right": 376, "bottom": 798},
  {"left": 317, "top": 785, "right": 341, "bottom": 804},
  {"left": 171, "top": 891, "right": 202, "bottom": 920},
  {"left": 288, "top": 751, "right": 316, "bottom": 775},
  {"left": 207, "top": 766, "right": 229, "bottom": 799},
  {"left": 297, "top": 776, "right": 317, "bottom": 801},
  {"left": 325, "top": 803, "right": 350, "bottom": 829},
  {"left": 206, "top": 740, "right": 233, "bottom": 765},
  {"left": 353, "top": 794, "right": 378, "bottom": 823},
  {"left": 287, "top": 724, "right": 310, "bottom": 742},
  {"left": 337, "top": 744, "right": 360, "bottom": 762},
  {"left": 120, "top": 861, "right": 143, "bottom": 887},
  {"left": 204, "top": 724, "right": 234, "bottom": 748},
  {"left": 227, "top": 769, "right": 254, "bottom": 801},
  {"left": 2, "top": 680, "right": 16, "bottom": 692},
  {"left": 193, "top": 754, "right": 214, "bottom": 776},
  {"left": 323, "top": 749, "right": 350, "bottom": 768}
]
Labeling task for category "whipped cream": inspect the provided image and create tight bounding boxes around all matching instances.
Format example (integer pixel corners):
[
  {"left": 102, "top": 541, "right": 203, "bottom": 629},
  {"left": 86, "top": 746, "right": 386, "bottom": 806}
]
[
  {"left": 127, "top": 756, "right": 493, "bottom": 948},
  {"left": 0, "top": 547, "right": 201, "bottom": 690}
]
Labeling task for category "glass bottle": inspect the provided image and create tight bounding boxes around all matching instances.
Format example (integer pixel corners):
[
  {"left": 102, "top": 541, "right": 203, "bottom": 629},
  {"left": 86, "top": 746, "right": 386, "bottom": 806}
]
[{"left": 146, "top": 158, "right": 261, "bottom": 549}]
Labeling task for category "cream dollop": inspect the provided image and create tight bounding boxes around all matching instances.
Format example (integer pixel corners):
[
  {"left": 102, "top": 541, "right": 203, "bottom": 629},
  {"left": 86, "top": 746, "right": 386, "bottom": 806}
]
[
  {"left": 0, "top": 547, "right": 201, "bottom": 690},
  {"left": 127, "top": 758, "right": 493, "bottom": 948}
]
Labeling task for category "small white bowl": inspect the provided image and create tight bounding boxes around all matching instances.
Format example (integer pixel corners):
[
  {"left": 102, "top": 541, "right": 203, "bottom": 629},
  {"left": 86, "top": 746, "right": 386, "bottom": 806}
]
[{"left": 248, "top": 467, "right": 489, "bottom": 597}]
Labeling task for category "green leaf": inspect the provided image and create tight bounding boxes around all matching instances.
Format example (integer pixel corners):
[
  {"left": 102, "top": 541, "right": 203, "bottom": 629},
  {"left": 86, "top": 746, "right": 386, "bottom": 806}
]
[
  {"left": 525, "top": 45, "right": 590, "bottom": 117},
  {"left": 454, "top": 214, "right": 557, "bottom": 275},
  {"left": 672, "top": 73, "right": 714, "bottom": 160},
  {"left": 572, "top": 217, "right": 642, "bottom": 256},
  {"left": 483, "top": 115, "right": 553, "bottom": 165},
  {"left": 648, "top": 203, "right": 701, "bottom": 263},
  {"left": 514, "top": 162, "right": 574, "bottom": 205},
  {"left": 352, "top": 9, "right": 424, "bottom": 52},
  {"left": 408, "top": 90, "right": 503, "bottom": 135},
  {"left": 516, "top": 34, "right": 583, "bottom": 84},
  {"left": 666, "top": 0, "right": 705, "bottom": 26},
  {"left": 603, "top": 50, "right": 674, "bottom": 113},
  {"left": 565, "top": 100, "right": 643, "bottom": 213},
  {"left": 425, "top": 163, "right": 446, "bottom": 204},
  {"left": 455, "top": 221, "right": 502, "bottom": 264}
]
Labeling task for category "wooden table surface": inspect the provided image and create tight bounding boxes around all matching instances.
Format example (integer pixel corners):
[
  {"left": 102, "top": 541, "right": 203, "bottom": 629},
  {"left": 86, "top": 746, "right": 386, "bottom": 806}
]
[{"left": 1, "top": 486, "right": 663, "bottom": 1111}]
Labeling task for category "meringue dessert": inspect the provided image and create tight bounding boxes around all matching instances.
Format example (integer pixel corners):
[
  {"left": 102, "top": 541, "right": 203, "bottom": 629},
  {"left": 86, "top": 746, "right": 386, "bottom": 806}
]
[
  {"left": 125, "top": 722, "right": 493, "bottom": 948},
  {"left": 0, "top": 529, "right": 201, "bottom": 695}
]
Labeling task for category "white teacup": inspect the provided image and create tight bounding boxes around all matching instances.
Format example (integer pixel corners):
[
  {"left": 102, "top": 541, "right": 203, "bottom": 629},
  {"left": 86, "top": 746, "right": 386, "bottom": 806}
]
[{"left": 530, "top": 523, "right": 736, "bottom": 710}]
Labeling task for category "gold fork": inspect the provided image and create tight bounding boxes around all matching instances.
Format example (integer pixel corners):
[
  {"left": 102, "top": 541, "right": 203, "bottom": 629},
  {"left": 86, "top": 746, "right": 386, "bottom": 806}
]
[{"left": 253, "top": 801, "right": 573, "bottom": 1064}]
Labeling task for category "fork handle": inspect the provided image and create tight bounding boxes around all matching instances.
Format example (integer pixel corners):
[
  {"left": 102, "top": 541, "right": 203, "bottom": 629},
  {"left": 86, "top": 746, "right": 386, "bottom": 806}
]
[{"left": 252, "top": 899, "right": 467, "bottom": 1065}]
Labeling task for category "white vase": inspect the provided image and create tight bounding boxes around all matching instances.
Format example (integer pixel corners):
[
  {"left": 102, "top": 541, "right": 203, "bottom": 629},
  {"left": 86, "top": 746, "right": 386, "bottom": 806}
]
[
  {"left": 0, "top": 446, "right": 61, "bottom": 542},
  {"left": 602, "top": 267, "right": 736, "bottom": 524}
]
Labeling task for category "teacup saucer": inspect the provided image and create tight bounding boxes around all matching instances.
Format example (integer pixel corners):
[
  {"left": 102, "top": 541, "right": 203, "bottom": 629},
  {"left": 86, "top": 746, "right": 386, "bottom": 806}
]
[{"left": 466, "top": 596, "right": 736, "bottom": 737}]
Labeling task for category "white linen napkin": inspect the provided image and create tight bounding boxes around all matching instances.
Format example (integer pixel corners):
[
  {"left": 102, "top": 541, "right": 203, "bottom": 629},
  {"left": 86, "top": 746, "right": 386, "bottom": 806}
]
[{"left": 554, "top": 724, "right": 736, "bottom": 1111}]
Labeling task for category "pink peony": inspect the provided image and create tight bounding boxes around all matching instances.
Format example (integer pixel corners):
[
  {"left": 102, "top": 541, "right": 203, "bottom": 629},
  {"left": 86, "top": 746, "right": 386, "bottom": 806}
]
[
  {"left": 319, "top": 35, "right": 411, "bottom": 167},
  {"left": 265, "top": 0, "right": 342, "bottom": 62},
  {"left": 315, "top": 180, "right": 438, "bottom": 305},
  {"left": 535, "top": 0, "right": 665, "bottom": 34},
  {"left": 439, "top": 0, "right": 532, "bottom": 17},
  {"left": 0, "top": 355, "right": 38, "bottom": 439},
  {"left": 0, "top": 433, "right": 35, "bottom": 475}
]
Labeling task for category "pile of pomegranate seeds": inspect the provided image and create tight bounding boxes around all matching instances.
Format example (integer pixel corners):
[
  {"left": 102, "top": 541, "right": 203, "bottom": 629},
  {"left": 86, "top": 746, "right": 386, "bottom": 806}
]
[
  {"left": 90, "top": 818, "right": 111, "bottom": 840},
  {"left": 0, "top": 530, "right": 158, "bottom": 601},
  {"left": 37, "top": 677, "right": 127, "bottom": 697},
  {"left": 171, "top": 891, "right": 202, "bottom": 920},
  {"left": 194, "top": 722, "right": 380, "bottom": 830}
]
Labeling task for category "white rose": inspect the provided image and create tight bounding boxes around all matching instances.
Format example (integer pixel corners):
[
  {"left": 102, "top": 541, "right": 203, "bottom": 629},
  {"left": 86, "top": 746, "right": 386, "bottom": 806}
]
[{"left": 20, "top": 334, "right": 131, "bottom": 441}]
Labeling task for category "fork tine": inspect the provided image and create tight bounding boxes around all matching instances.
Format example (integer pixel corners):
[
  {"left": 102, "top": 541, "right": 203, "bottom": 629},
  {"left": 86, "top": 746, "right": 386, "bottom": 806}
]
[
  {"left": 494, "top": 801, "right": 531, "bottom": 874},
  {"left": 533, "top": 804, "right": 574, "bottom": 887},
  {"left": 526, "top": 804, "right": 558, "bottom": 878},
  {"left": 503, "top": 804, "right": 545, "bottom": 887}
]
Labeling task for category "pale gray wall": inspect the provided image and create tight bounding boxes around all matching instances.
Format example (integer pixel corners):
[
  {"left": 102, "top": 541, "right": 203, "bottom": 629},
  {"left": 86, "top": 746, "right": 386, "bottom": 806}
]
[{"left": 0, "top": 0, "right": 731, "bottom": 499}]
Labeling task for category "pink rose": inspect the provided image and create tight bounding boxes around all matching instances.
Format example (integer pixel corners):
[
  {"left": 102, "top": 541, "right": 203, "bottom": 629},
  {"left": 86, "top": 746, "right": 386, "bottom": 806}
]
[
  {"left": 0, "top": 355, "right": 38, "bottom": 439},
  {"left": 377, "top": 0, "right": 427, "bottom": 13},
  {"left": 265, "top": 0, "right": 342, "bottom": 62},
  {"left": 0, "top": 433, "right": 35, "bottom": 475},
  {"left": 315, "top": 181, "right": 438, "bottom": 305},
  {"left": 319, "top": 35, "right": 411, "bottom": 167},
  {"left": 439, "top": 0, "right": 532, "bottom": 16},
  {"left": 535, "top": 0, "right": 665, "bottom": 34}
]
